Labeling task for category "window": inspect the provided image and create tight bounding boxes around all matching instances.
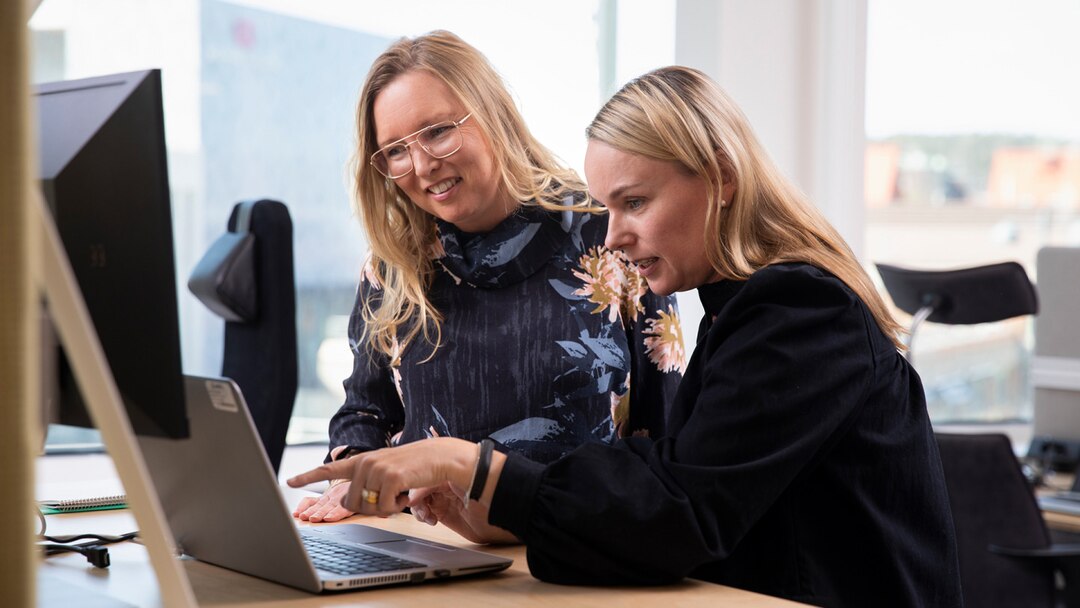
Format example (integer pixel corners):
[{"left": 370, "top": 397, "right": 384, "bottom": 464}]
[
  {"left": 865, "top": 0, "right": 1080, "bottom": 423},
  {"left": 31, "top": 0, "right": 676, "bottom": 446}
]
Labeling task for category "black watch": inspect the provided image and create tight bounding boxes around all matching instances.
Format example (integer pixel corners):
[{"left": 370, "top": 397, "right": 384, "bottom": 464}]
[{"left": 333, "top": 446, "right": 365, "bottom": 462}]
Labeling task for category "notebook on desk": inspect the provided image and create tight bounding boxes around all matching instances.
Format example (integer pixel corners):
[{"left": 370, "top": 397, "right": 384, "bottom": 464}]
[{"left": 136, "top": 374, "right": 511, "bottom": 593}]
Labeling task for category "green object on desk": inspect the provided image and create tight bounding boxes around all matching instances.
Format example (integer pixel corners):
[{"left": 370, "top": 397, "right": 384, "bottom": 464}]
[{"left": 39, "top": 494, "right": 128, "bottom": 515}]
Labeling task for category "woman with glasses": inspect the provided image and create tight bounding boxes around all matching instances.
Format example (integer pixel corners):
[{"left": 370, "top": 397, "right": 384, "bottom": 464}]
[
  {"left": 293, "top": 31, "right": 682, "bottom": 526},
  {"left": 290, "top": 66, "right": 963, "bottom": 606}
]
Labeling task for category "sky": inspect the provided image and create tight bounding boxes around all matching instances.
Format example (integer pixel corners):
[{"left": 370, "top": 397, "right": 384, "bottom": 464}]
[{"left": 865, "top": 0, "right": 1080, "bottom": 140}]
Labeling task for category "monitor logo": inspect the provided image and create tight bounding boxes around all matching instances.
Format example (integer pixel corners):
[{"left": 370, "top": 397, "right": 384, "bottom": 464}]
[{"left": 89, "top": 244, "right": 107, "bottom": 268}]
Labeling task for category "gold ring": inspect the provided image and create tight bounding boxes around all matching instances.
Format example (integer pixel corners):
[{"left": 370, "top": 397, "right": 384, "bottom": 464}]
[{"left": 361, "top": 488, "right": 379, "bottom": 504}]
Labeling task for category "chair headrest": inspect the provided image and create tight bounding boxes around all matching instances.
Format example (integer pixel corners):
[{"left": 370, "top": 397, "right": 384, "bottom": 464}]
[
  {"left": 875, "top": 261, "right": 1038, "bottom": 325},
  {"left": 187, "top": 201, "right": 258, "bottom": 323}
]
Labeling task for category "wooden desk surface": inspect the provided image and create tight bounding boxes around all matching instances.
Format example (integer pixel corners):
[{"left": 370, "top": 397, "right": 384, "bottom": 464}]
[
  {"left": 36, "top": 449, "right": 806, "bottom": 607},
  {"left": 1043, "top": 510, "right": 1080, "bottom": 534}
]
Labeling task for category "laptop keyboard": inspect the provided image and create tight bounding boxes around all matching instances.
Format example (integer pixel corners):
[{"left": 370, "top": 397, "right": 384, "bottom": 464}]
[{"left": 302, "top": 534, "right": 427, "bottom": 576}]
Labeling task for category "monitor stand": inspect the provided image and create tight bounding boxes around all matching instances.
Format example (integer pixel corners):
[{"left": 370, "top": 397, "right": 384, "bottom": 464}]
[{"left": 34, "top": 193, "right": 197, "bottom": 608}]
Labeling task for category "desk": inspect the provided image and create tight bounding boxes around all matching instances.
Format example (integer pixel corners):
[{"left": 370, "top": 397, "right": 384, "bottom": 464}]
[
  {"left": 1044, "top": 510, "right": 1080, "bottom": 535},
  {"left": 36, "top": 447, "right": 806, "bottom": 607}
]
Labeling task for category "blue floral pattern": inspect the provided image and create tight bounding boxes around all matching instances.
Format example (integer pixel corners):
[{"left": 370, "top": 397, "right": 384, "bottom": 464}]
[{"left": 328, "top": 203, "right": 683, "bottom": 464}]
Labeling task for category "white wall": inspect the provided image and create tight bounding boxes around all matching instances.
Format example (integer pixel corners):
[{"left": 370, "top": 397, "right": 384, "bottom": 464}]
[
  {"left": 672, "top": 0, "right": 869, "bottom": 348},
  {"left": 675, "top": 0, "right": 867, "bottom": 250}
]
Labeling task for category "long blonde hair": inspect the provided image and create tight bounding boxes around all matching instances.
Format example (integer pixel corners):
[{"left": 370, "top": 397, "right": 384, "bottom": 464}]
[
  {"left": 353, "top": 30, "right": 586, "bottom": 359},
  {"left": 586, "top": 66, "right": 904, "bottom": 348}
]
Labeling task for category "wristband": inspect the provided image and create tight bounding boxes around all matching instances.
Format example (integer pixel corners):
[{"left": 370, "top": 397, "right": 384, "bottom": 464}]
[
  {"left": 332, "top": 446, "right": 364, "bottom": 462},
  {"left": 467, "top": 438, "right": 495, "bottom": 505}
]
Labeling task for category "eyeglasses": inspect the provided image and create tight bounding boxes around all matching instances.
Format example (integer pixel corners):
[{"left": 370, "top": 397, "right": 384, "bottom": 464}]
[{"left": 370, "top": 113, "right": 473, "bottom": 179}]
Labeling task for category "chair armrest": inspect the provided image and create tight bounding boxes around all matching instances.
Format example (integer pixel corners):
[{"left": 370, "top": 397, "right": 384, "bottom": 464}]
[{"left": 993, "top": 545, "right": 1080, "bottom": 608}]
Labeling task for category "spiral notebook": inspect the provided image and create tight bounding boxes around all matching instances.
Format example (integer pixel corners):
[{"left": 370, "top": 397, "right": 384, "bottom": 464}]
[{"left": 39, "top": 494, "right": 128, "bottom": 515}]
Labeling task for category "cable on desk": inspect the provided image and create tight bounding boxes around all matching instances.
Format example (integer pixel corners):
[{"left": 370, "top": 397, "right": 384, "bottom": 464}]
[
  {"left": 43, "top": 531, "right": 138, "bottom": 544},
  {"left": 37, "top": 532, "right": 138, "bottom": 569},
  {"left": 35, "top": 505, "right": 139, "bottom": 570},
  {"left": 39, "top": 542, "right": 113, "bottom": 568}
]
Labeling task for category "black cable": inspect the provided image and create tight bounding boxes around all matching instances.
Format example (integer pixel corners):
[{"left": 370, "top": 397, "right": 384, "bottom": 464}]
[
  {"left": 39, "top": 542, "right": 112, "bottom": 568},
  {"left": 37, "top": 534, "right": 136, "bottom": 569},
  {"left": 34, "top": 505, "right": 140, "bottom": 569},
  {"left": 43, "top": 531, "right": 138, "bottom": 544}
]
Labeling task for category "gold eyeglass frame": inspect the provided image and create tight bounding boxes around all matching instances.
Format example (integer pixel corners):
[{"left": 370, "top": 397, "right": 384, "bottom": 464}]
[{"left": 370, "top": 113, "right": 473, "bottom": 179}]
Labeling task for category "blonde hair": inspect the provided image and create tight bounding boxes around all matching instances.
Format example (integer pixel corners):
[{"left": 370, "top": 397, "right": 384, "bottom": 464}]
[
  {"left": 586, "top": 66, "right": 904, "bottom": 349},
  {"left": 353, "top": 30, "right": 587, "bottom": 359}
]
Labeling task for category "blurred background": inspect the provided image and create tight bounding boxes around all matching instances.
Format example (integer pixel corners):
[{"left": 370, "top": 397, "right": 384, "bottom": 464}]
[{"left": 31, "top": 0, "right": 1080, "bottom": 447}]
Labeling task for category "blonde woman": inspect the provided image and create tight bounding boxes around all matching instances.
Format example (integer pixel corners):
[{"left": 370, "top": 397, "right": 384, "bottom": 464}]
[
  {"left": 292, "top": 32, "right": 682, "bottom": 524},
  {"left": 291, "top": 66, "right": 963, "bottom": 607}
]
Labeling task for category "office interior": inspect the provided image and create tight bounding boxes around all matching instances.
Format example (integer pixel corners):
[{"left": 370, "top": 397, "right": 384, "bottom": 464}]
[{"left": 4, "top": 0, "right": 1080, "bottom": 605}]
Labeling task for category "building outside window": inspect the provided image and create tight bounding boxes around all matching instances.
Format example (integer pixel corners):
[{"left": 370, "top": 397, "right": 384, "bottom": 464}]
[{"left": 864, "top": 0, "right": 1080, "bottom": 425}]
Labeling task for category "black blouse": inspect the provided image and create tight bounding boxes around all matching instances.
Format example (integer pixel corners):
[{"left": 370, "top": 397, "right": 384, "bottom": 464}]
[
  {"left": 328, "top": 205, "right": 683, "bottom": 464},
  {"left": 489, "top": 263, "right": 963, "bottom": 607}
]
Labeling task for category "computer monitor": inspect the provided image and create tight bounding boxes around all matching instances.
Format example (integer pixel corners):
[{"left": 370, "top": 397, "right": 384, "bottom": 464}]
[
  {"left": 36, "top": 68, "right": 189, "bottom": 439},
  {"left": 1029, "top": 246, "right": 1080, "bottom": 471}
]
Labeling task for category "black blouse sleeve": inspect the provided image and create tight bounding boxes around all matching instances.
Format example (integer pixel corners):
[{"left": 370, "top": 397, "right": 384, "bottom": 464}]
[
  {"left": 488, "top": 267, "right": 877, "bottom": 584},
  {"left": 325, "top": 275, "right": 406, "bottom": 463}
]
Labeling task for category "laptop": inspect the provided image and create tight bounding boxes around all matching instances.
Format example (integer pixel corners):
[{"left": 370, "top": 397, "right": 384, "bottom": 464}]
[
  {"left": 136, "top": 374, "right": 512, "bottom": 592},
  {"left": 1039, "top": 491, "right": 1080, "bottom": 517}
]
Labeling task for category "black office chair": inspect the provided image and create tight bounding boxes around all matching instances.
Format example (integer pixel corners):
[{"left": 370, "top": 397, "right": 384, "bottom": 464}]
[
  {"left": 936, "top": 433, "right": 1080, "bottom": 607},
  {"left": 875, "top": 261, "right": 1038, "bottom": 365},
  {"left": 188, "top": 199, "right": 298, "bottom": 474}
]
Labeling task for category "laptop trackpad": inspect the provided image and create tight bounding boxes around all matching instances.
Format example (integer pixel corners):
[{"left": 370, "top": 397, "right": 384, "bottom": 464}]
[
  {"left": 368, "top": 538, "right": 456, "bottom": 557},
  {"left": 313, "top": 523, "right": 407, "bottom": 544}
]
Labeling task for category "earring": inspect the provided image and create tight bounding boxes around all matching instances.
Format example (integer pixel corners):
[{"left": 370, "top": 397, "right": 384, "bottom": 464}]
[{"left": 720, "top": 199, "right": 729, "bottom": 208}]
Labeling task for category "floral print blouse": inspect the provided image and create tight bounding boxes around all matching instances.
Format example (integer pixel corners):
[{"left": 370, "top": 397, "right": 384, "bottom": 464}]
[{"left": 327, "top": 203, "right": 684, "bottom": 464}]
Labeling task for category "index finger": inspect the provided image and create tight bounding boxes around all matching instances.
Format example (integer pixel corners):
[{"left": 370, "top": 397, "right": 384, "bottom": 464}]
[{"left": 287, "top": 459, "right": 356, "bottom": 488}]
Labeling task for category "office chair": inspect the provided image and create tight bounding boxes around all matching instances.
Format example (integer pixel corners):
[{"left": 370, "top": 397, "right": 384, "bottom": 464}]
[
  {"left": 875, "top": 261, "right": 1038, "bottom": 365},
  {"left": 936, "top": 433, "right": 1080, "bottom": 608},
  {"left": 189, "top": 199, "right": 298, "bottom": 474}
]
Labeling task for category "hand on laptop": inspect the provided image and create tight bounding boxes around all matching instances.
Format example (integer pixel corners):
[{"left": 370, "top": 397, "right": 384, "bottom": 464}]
[
  {"left": 292, "top": 480, "right": 356, "bottom": 523},
  {"left": 288, "top": 437, "right": 506, "bottom": 519},
  {"left": 409, "top": 482, "right": 519, "bottom": 545}
]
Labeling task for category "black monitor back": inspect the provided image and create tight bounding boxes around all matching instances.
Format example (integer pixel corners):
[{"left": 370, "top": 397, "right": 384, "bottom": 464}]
[{"left": 36, "top": 69, "right": 188, "bottom": 438}]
